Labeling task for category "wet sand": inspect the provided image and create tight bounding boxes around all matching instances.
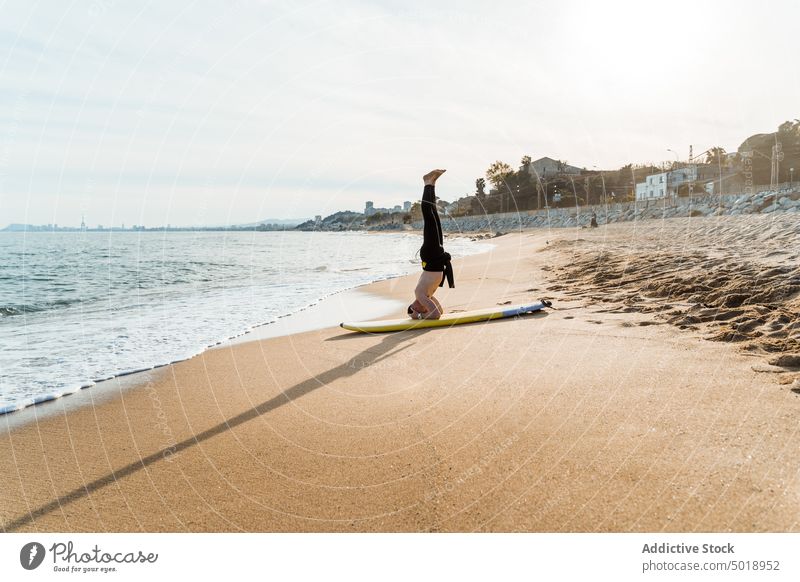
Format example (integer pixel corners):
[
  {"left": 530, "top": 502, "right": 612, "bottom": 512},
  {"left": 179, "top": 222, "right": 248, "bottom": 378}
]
[{"left": 1, "top": 217, "right": 799, "bottom": 532}]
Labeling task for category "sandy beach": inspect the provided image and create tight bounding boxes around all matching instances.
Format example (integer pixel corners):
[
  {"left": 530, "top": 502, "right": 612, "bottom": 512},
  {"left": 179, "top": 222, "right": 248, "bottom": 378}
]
[{"left": 2, "top": 215, "right": 798, "bottom": 533}]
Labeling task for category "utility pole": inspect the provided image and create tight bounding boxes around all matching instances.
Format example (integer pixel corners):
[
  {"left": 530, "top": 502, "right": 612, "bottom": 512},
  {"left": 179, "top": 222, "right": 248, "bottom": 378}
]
[
  {"left": 544, "top": 180, "right": 549, "bottom": 209},
  {"left": 667, "top": 149, "right": 680, "bottom": 198},
  {"left": 601, "top": 172, "right": 607, "bottom": 222},
  {"left": 543, "top": 180, "right": 548, "bottom": 209},
  {"left": 585, "top": 177, "right": 590, "bottom": 207},
  {"left": 569, "top": 176, "right": 579, "bottom": 215},
  {"left": 771, "top": 141, "right": 784, "bottom": 188},
  {"left": 667, "top": 148, "right": 680, "bottom": 165},
  {"left": 771, "top": 145, "right": 776, "bottom": 188}
]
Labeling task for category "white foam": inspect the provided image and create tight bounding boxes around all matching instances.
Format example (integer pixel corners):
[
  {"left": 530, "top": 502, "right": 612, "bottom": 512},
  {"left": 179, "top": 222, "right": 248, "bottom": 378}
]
[
  {"left": 116, "top": 366, "right": 154, "bottom": 377},
  {"left": 0, "top": 232, "right": 493, "bottom": 416}
]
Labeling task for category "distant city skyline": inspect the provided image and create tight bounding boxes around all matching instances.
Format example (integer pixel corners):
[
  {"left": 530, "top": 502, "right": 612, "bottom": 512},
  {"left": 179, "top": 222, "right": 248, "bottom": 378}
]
[
  {"left": 1, "top": 0, "right": 798, "bottom": 227},
  {"left": 2, "top": 215, "right": 309, "bottom": 231}
]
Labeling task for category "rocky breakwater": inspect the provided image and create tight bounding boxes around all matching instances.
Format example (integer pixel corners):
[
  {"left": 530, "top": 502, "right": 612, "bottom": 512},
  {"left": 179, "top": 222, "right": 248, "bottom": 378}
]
[{"left": 410, "top": 189, "right": 800, "bottom": 233}]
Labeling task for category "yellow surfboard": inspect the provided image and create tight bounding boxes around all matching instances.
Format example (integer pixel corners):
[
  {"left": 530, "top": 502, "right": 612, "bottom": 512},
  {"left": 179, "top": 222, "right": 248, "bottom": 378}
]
[{"left": 340, "top": 300, "right": 551, "bottom": 333}]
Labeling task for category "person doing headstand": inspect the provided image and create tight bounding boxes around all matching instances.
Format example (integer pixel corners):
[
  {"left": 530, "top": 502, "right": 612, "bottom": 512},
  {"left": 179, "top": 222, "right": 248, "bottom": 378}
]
[{"left": 407, "top": 169, "right": 454, "bottom": 320}]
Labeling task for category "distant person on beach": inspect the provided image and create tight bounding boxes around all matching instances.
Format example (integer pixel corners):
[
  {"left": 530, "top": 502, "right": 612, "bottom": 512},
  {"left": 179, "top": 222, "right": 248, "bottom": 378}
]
[
  {"left": 407, "top": 169, "right": 454, "bottom": 320},
  {"left": 590, "top": 212, "right": 598, "bottom": 228}
]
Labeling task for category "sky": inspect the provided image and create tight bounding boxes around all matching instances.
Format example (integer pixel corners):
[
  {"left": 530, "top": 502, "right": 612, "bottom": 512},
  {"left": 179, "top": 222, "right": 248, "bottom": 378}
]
[{"left": 1, "top": 0, "right": 798, "bottom": 227}]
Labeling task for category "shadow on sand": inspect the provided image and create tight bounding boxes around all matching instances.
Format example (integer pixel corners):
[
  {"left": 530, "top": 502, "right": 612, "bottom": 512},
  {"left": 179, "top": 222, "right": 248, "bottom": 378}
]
[
  {"left": 6, "top": 310, "right": 550, "bottom": 531},
  {"left": 4, "top": 330, "right": 427, "bottom": 531}
]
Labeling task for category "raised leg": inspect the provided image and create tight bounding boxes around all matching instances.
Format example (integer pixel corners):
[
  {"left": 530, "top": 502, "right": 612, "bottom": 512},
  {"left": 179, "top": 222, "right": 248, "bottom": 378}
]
[{"left": 421, "top": 184, "right": 443, "bottom": 250}]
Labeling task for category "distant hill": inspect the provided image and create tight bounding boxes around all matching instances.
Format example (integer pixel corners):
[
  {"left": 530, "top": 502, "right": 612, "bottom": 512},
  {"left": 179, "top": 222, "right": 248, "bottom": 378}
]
[
  {"left": 296, "top": 210, "right": 365, "bottom": 231},
  {"left": 738, "top": 120, "right": 800, "bottom": 184},
  {"left": 235, "top": 217, "right": 309, "bottom": 228},
  {"left": 1, "top": 218, "right": 325, "bottom": 231}
]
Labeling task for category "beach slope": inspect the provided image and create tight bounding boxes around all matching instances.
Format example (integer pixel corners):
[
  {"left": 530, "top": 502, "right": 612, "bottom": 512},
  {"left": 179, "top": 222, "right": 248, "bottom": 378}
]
[{"left": 2, "top": 218, "right": 799, "bottom": 532}]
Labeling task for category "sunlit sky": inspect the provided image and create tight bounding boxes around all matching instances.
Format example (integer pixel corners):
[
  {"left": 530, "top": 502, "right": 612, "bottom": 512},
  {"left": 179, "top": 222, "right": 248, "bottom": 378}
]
[{"left": 1, "top": 0, "right": 798, "bottom": 227}]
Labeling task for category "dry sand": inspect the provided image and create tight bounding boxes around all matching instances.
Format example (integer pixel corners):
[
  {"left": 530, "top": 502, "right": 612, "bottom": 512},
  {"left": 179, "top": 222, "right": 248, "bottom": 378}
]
[
  {"left": 2, "top": 215, "right": 799, "bottom": 532},
  {"left": 548, "top": 213, "right": 800, "bottom": 360}
]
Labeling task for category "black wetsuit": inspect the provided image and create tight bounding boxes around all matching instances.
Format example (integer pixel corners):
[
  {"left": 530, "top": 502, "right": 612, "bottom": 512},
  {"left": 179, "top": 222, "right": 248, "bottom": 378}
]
[{"left": 419, "top": 184, "right": 454, "bottom": 288}]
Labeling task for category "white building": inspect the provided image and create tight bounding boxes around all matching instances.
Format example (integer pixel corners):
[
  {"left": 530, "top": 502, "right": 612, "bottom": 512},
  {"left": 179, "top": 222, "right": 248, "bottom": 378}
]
[
  {"left": 636, "top": 172, "right": 667, "bottom": 200},
  {"left": 668, "top": 165, "right": 698, "bottom": 191},
  {"left": 635, "top": 165, "right": 698, "bottom": 200}
]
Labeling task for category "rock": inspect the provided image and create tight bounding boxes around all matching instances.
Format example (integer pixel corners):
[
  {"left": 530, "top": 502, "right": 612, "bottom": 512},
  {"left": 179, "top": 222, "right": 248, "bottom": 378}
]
[{"left": 769, "top": 354, "right": 800, "bottom": 368}]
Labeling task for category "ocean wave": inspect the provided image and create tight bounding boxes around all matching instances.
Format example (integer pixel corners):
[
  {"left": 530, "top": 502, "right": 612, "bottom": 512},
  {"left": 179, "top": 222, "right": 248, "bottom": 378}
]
[
  {"left": 0, "top": 299, "right": 80, "bottom": 316},
  {"left": 0, "top": 231, "right": 494, "bottom": 416}
]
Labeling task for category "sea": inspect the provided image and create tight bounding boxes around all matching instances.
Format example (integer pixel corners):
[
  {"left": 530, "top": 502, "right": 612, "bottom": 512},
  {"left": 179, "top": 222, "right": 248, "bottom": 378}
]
[{"left": 0, "top": 230, "right": 491, "bottom": 415}]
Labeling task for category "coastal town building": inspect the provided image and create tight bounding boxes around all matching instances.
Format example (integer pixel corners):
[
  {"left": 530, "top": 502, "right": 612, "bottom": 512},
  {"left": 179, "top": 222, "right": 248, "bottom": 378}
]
[
  {"left": 523, "top": 157, "right": 584, "bottom": 179},
  {"left": 635, "top": 162, "right": 744, "bottom": 200},
  {"left": 636, "top": 165, "right": 699, "bottom": 200},
  {"left": 636, "top": 171, "right": 668, "bottom": 200},
  {"left": 364, "top": 200, "right": 409, "bottom": 216}
]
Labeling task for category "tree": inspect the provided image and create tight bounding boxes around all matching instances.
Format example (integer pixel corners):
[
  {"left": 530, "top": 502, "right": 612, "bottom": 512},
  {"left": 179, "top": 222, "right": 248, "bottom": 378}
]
[
  {"left": 475, "top": 178, "right": 486, "bottom": 200},
  {"left": 486, "top": 161, "right": 513, "bottom": 189},
  {"left": 706, "top": 147, "right": 727, "bottom": 166},
  {"left": 365, "top": 212, "right": 386, "bottom": 226}
]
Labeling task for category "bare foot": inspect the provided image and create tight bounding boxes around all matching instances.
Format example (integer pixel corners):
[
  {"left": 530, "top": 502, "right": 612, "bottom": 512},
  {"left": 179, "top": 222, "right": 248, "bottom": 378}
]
[{"left": 423, "top": 169, "right": 446, "bottom": 185}]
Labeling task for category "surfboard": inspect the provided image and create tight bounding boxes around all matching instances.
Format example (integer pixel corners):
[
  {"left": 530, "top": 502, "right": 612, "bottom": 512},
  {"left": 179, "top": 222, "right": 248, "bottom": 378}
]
[{"left": 340, "top": 300, "right": 551, "bottom": 333}]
